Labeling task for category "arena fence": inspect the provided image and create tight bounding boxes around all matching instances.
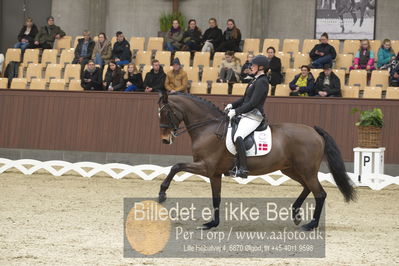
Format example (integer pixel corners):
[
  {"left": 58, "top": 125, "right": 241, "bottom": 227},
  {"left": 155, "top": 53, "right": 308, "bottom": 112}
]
[{"left": 0, "top": 158, "right": 397, "bottom": 191}]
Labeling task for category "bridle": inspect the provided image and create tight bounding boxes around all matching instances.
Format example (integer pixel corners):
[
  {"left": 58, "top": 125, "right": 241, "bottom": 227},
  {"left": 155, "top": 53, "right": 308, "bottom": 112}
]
[{"left": 159, "top": 103, "right": 226, "bottom": 138}]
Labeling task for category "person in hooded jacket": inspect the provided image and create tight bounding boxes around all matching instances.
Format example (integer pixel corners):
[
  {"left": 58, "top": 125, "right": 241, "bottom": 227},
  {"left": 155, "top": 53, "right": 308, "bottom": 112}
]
[
  {"left": 143, "top": 59, "right": 166, "bottom": 93},
  {"left": 111, "top": 31, "right": 131, "bottom": 66},
  {"left": 289, "top": 65, "right": 315, "bottom": 96},
  {"left": 34, "top": 16, "right": 65, "bottom": 49},
  {"left": 216, "top": 19, "right": 242, "bottom": 52},
  {"left": 313, "top": 64, "right": 341, "bottom": 97},
  {"left": 165, "top": 20, "right": 183, "bottom": 52},
  {"left": 81, "top": 60, "right": 102, "bottom": 90},
  {"left": 309, "top": 32, "right": 336, "bottom": 69},
  {"left": 103, "top": 60, "right": 125, "bottom": 91}
]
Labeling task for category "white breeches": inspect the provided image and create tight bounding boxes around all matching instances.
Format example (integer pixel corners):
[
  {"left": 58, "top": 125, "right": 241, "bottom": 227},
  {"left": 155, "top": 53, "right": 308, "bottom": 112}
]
[
  {"left": 201, "top": 41, "right": 214, "bottom": 52},
  {"left": 233, "top": 116, "right": 261, "bottom": 142}
]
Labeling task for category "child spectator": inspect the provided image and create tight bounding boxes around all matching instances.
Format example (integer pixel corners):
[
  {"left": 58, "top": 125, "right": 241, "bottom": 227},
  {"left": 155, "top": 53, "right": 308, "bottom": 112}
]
[
  {"left": 377, "top": 39, "right": 396, "bottom": 69},
  {"left": 240, "top": 53, "right": 254, "bottom": 83},
  {"left": 313, "top": 64, "right": 341, "bottom": 97},
  {"left": 92, "top": 32, "right": 112, "bottom": 67},
  {"left": 34, "top": 16, "right": 65, "bottom": 49},
  {"left": 266, "top": 47, "right": 283, "bottom": 95},
  {"left": 201, "top": 18, "right": 223, "bottom": 53},
  {"left": 218, "top": 51, "right": 241, "bottom": 83},
  {"left": 350, "top": 39, "right": 375, "bottom": 70},
  {"left": 81, "top": 60, "right": 102, "bottom": 91},
  {"left": 165, "top": 58, "right": 188, "bottom": 92},
  {"left": 182, "top": 19, "right": 202, "bottom": 51},
  {"left": 310, "top": 32, "right": 336, "bottom": 69},
  {"left": 112, "top": 31, "right": 131, "bottom": 66},
  {"left": 103, "top": 60, "right": 125, "bottom": 91},
  {"left": 289, "top": 65, "right": 315, "bottom": 96},
  {"left": 125, "top": 63, "right": 143, "bottom": 92},
  {"left": 73, "top": 30, "right": 95, "bottom": 71},
  {"left": 216, "top": 19, "right": 241, "bottom": 52},
  {"left": 14, "top": 17, "right": 38, "bottom": 51},
  {"left": 165, "top": 20, "right": 183, "bottom": 52},
  {"left": 143, "top": 60, "right": 166, "bottom": 93}
]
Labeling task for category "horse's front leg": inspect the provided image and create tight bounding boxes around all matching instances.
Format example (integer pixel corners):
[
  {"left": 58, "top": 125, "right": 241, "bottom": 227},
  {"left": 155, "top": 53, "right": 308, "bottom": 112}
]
[
  {"left": 158, "top": 162, "right": 206, "bottom": 203},
  {"left": 201, "top": 175, "right": 222, "bottom": 229},
  {"left": 339, "top": 14, "right": 345, "bottom": 33}
]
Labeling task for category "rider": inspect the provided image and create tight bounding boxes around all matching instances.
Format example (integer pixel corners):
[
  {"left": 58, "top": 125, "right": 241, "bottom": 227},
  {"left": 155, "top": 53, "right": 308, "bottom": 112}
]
[{"left": 224, "top": 55, "right": 270, "bottom": 178}]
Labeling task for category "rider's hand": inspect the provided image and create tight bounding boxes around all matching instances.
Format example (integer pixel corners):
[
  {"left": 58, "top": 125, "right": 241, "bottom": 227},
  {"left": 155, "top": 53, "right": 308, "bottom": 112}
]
[
  {"left": 224, "top": 104, "right": 233, "bottom": 112},
  {"left": 227, "top": 109, "right": 236, "bottom": 119}
]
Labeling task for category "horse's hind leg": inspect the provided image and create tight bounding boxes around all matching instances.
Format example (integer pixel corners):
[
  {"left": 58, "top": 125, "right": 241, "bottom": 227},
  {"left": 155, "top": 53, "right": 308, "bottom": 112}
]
[
  {"left": 339, "top": 14, "right": 345, "bottom": 33},
  {"left": 301, "top": 176, "right": 327, "bottom": 231},
  {"left": 351, "top": 11, "right": 358, "bottom": 25}
]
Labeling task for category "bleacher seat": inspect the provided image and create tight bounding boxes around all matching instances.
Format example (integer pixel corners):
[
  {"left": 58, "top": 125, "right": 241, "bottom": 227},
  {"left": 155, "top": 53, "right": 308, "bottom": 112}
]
[
  {"left": 45, "top": 64, "right": 63, "bottom": 82},
  {"left": 69, "top": 79, "right": 83, "bottom": 91},
  {"left": 26, "top": 63, "right": 43, "bottom": 81},
  {"left": 0, "top": 78, "right": 8, "bottom": 89},
  {"left": 335, "top": 54, "right": 354, "bottom": 72},
  {"left": 328, "top": 40, "right": 340, "bottom": 53},
  {"left": 342, "top": 86, "right": 360, "bottom": 98},
  {"left": 234, "top": 52, "right": 248, "bottom": 65},
  {"left": 302, "top": 39, "right": 319, "bottom": 54},
  {"left": 54, "top": 36, "right": 72, "bottom": 50},
  {"left": 386, "top": 87, "right": 399, "bottom": 99},
  {"left": 10, "top": 78, "right": 27, "bottom": 89},
  {"left": 243, "top": 38, "right": 260, "bottom": 53},
  {"left": 5, "top": 48, "right": 21, "bottom": 63},
  {"left": 311, "top": 69, "right": 323, "bottom": 78},
  {"left": 174, "top": 51, "right": 191, "bottom": 67},
  {"left": 22, "top": 49, "right": 40, "bottom": 66},
  {"left": 64, "top": 64, "right": 81, "bottom": 82},
  {"left": 190, "top": 82, "right": 208, "bottom": 94},
  {"left": 147, "top": 37, "right": 163, "bottom": 51},
  {"left": 130, "top": 37, "right": 145, "bottom": 52},
  {"left": 390, "top": 40, "right": 399, "bottom": 54},
  {"left": 102, "top": 65, "right": 109, "bottom": 79},
  {"left": 73, "top": 36, "right": 83, "bottom": 48},
  {"left": 332, "top": 69, "right": 346, "bottom": 86},
  {"left": 274, "top": 84, "right": 291, "bottom": 96},
  {"left": 30, "top": 79, "right": 46, "bottom": 90},
  {"left": 363, "top": 86, "right": 382, "bottom": 99},
  {"left": 343, "top": 40, "right": 360, "bottom": 54},
  {"left": 60, "top": 49, "right": 75, "bottom": 66},
  {"left": 193, "top": 52, "right": 210, "bottom": 67},
  {"left": 284, "top": 68, "right": 301, "bottom": 84},
  {"left": 184, "top": 66, "right": 199, "bottom": 83},
  {"left": 293, "top": 53, "right": 310, "bottom": 68},
  {"left": 155, "top": 51, "right": 171, "bottom": 66},
  {"left": 111, "top": 36, "right": 117, "bottom": 47},
  {"left": 370, "top": 70, "right": 389, "bottom": 90},
  {"left": 201, "top": 67, "right": 219, "bottom": 82},
  {"left": 135, "top": 51, "right": 152, "bottom": 66},
  {"left": 282, "top": 39, "right": 300, "bottom": 54},
  {"left": 232, "top": 83, "right": 247, "bottom": 95},
  {"left": 41, "top": 49, "right": 58, "bottom": 65},
  {"left": 262, "top": 39, "right": 280, "bottom": 54},
  {"left": 348, "top": 69, "right": 367, "bottom": 89},
  {"left": 279, "top": 53, "right": 291, "bottom": 71},
  {"left": 369, "top": 40, "right": 381, "bottom": 57},
  {"left": 49, "top": 79, "right": 66, "bottom": 90},
  {"left": 212, "top": 52, "right": 225, "bottom": 68},
  {"left": 210, "top": 83, "right": 228, "bottom": 95}
]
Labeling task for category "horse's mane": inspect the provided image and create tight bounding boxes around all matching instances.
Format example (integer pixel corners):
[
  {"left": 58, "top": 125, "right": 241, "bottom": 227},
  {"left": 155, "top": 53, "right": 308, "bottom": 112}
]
[{"left": 170, "top": 92, "right": 225, "bottom": 116}]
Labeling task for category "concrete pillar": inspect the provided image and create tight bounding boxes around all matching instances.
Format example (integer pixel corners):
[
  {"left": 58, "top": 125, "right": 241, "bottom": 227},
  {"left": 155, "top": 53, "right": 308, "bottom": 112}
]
[{"left": 88, "top": 0, "right": 107, "bottom": 36}]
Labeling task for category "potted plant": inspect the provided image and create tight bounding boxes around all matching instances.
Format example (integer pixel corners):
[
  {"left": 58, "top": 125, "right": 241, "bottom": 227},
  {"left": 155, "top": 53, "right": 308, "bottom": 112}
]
[
  {"left": 158, "top": 12, "right": 186, "bottom": 38},
  {"left": 351, "top": 108, "right": 384, "bottom": 148}
]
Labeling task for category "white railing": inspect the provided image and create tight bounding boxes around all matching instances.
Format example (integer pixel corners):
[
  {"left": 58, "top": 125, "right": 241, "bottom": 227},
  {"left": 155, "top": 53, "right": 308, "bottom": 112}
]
[{"left": 0, "top": 158, "right": 398, "bottom": 190}]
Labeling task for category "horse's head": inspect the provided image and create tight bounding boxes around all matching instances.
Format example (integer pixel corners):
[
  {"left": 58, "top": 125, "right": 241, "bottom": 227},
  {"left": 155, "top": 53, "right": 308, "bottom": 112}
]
[{"left": 158, "top": 91, "right": 183, "bottom": 144}]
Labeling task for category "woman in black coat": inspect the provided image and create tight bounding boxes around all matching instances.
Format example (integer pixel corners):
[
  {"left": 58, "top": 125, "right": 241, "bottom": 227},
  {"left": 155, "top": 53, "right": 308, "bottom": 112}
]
[
  {"left": 265, "top": 47, "right": 283, "bottom": 95},
  {"left": 216, "top": 19, "right": 242, "bottom": 52},
  {"left": 125, "top": 63, "right": 143, "bottom": 92},
  {"left": 103, "top": 60, "right": 125, "bottom": 91},
  {"left": 182, "top": 19, "right": 202, "bottom": 51},
  {"left": 201, "top": 18, "right": 223, "bottom": 52},
  {"left": 14, "top": 17, "right": 38, "bottom": 51}
]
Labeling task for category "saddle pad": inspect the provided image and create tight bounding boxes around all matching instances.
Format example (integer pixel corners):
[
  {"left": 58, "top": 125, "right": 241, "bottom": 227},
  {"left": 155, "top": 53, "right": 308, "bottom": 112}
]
[{"left": 226, "top": 122, "right": 272, "bottom": 157}]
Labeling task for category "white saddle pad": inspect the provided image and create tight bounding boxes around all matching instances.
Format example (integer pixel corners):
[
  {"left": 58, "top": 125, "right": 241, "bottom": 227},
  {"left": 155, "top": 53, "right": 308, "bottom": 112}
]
[{"left": 226, "top": 122, "right": 272, "bottom": 157}]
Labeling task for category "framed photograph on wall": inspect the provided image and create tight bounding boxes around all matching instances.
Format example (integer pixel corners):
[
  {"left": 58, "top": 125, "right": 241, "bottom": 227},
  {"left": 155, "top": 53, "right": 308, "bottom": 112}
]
[{"left": 315, "top": 0, "right": 376, "bottom": 39}]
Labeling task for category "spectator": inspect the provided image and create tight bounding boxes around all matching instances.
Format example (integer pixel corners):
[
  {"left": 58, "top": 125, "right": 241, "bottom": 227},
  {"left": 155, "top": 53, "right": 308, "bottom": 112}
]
[
  {"left": 165, "top": 20, "right": 183, "bottom": 52},
  {"left": 216, "top": 19, "right": 241, "bottom": 52},
  {"left": 389, "top": 54, "right": 399, "bottom": 86},
  {"left": 313, "top": 64, "right": 341, "bottom": 97},
  {"left": 310, "top": 32, "right": 336, "bottom": 69},
  {"left": 377, "top": 39, "right": 396, "bottom": 69},
  {"left": 218, "top": 51, "right": 241, "bottom": 83},
  {"left": 73, "top": 30, "right": 95, "bottom": 71},
  {"left": 103, "top": 60, "right": 125, "bottom": 91},
  {"left": 92, "top": 32, "right": 112, "bottom": 67},
  {"left": 266, "top": 47, "right": 283, "bottom": 95},
  {"left": 182, "top": 19, "right": 202, "bottom": 52},
  {"left": 350, "top": 39, "right": 375, "bottom": 70},
  {"left": 143, "top": 60, "right": 166, "bottom": 92},
  {"left": 112, "top": 31, "right": 131, "bottom": 66},
  {"left": 14, "top": 17, "right": 38, "bottom": 51},
  {"left": 201, "top": 18, "right": 223, "bottom": 53},
  {"left": 125, "top": 63, "right": 143, "bottom": 92},
  {"left": 81, "top": 60, "right": 102, "bottom": 91},
  {"left": 240, "top": 53, "right": 254, "bottom": 83},
  {"left": 0, "top": 53, "right": 4, "bottom": 75},
  {"left": 165, "top": 58, "right": 188, "bottom": 93},
  {"left": 34, "top": 16, "right": 65, "bottom": 49},
  {"left": 289, "top": 65, "right": 315, "bottom": 96}
]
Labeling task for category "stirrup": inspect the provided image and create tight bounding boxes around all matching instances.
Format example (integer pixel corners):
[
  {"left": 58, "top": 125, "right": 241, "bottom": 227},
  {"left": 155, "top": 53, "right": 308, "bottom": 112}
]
[{"left": 229, "top": 166, "right": 249, "bottom": 179}]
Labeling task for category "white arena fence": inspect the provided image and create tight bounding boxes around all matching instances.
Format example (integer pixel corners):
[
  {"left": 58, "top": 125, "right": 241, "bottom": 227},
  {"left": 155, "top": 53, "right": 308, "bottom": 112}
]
[{"left": 0, "top": 158, "right": 398, "bottom": 191}]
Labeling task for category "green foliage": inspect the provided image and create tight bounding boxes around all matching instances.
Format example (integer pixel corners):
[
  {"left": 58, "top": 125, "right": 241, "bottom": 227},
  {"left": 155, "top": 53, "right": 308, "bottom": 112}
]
[
  {"left": 351, "top": 108, "right": 384, "bottom": 128},
  {"left": 159, "top": 12, "right": 186, "bottom": 32}
]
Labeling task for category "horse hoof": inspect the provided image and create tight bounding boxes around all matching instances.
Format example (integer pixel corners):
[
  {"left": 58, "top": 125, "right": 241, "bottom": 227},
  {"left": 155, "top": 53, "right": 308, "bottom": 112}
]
[
  {"left": 292, "top": 209, "right": 301, "bottom": 225},
  {"left": 197, "top": 220, "right": 219, "bottom": 230},
  {"left": 301, "top": 220, "right": 318, "bottom": 231},
  {"left": 158, "top": 193, "right": 167, "bottom": 203},
  {"left": 294, "top": 216, "right": 302, "bottom": 225}
]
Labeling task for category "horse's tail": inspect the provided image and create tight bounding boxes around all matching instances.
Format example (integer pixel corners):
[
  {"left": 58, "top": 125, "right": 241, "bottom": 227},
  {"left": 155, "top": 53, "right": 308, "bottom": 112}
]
[{"left": 314, "top": 126, "right": 356, "bottom": 202}]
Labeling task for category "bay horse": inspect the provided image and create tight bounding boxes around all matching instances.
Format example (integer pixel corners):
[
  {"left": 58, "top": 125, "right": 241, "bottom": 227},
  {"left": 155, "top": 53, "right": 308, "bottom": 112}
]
[
  {"left": 157, "top": 92, "right": 356, "bottom": 231},
  {"left": 336, "top": 0, "right": 375, "bottom": 33}
]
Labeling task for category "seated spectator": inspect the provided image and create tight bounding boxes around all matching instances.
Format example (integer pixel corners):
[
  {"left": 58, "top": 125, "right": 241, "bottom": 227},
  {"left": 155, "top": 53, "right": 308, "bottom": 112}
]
[
  {"left": 377, "top": 39, "right": 396, "bottom": 69},
  {"left": 240, "top": 53, "right": 254, "bottom": 83},
  {"left": 165, "top": 20, "right": 183, "bottom": 52},
  {"left": 310, "top": 32, "right": 336, "bottom": 69},
  {"left": 389, "top": 55, "right": 399, "bottom": 86},
  {"left": 103, "top": 60, "right": 125, "bottom": 91},
  {"left": 165, "top": 58, "right": 188, "bottom": 93},
  {"left": 92, "top": 32, "right": 112, "bottom": 67},
  {"left": 0, "top": 53, "right": 4, "bottom": 75},
  {"left": 73, "top": 30, "right": 95, "bottom": 71},
  {"left": 143, "top": 59, "right": 166, "bottom": 92},
  {"left": 81, "top": 60, "right": 102, "bottom": 91},
  {"left": 182, "top": 19, "right": 202, "bottom": 52},
  {"left": 313, "top": 64, "right": 341, "bottom": 97},
  {"left": 201, "top": 18, "right": 223, "bottom": 53},
  {"left": 350, "top": 40, "right": 375, "bottom": 70},
  {"left": 289, "top": 65, "right": 315, "bottom": 96},
  {"left": 218, "top": 51, "right": 241, "bottom": 83},
  {"left": 125, "top": 63, "right": 143, "bottom": 92},
  {"left": 34, "top": 16, "right": 65, "bottom": 49},
  {"left": 266, "top": 47, "right": 283, "bottom": 95},
  {"left": 14, "top": 17, "right": 38, "bottom": 51},
  {"left": 216, "top": 19, "right": 241, "bottom": 52},
  {"left": 111, "top": 31, "right": 131, "bottom": 66}
]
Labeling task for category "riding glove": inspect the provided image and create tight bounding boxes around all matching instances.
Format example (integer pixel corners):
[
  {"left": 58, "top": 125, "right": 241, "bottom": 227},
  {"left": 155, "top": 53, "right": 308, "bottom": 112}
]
[
  {"left": 227, "top": 109, "right": 236, "bottom": 119},
  {"left": 224, "top": 104, "right": 233, "bottom": 112}
]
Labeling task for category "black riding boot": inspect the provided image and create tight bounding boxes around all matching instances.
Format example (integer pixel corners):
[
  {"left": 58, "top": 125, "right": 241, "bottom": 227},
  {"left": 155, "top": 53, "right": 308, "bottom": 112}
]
[{"left": 230, "top": 137, "right": 249, "bottom": 178}]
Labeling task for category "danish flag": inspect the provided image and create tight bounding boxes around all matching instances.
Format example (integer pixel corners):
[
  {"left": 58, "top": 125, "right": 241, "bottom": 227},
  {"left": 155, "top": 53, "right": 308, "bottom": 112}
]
[{"left": 258, "top": 143, "right": 268, "bottom": 151}]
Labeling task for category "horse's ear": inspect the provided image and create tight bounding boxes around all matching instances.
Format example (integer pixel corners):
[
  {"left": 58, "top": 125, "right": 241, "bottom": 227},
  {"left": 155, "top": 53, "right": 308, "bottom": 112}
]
[{"left": 159, "top": 90, "right": 168, "bottom": 104}]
